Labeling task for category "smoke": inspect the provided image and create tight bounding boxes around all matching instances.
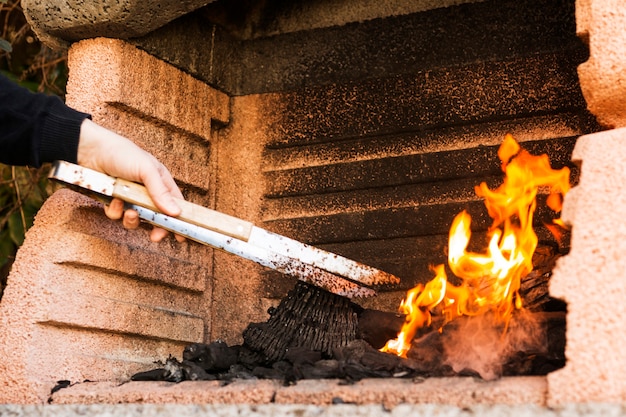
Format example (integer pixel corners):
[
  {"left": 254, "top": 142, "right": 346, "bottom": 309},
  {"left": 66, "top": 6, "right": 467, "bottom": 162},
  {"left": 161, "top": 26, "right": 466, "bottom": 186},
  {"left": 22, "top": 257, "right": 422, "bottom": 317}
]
[{"left": 440, "top": 309, "right": 546, "bottom": 380}]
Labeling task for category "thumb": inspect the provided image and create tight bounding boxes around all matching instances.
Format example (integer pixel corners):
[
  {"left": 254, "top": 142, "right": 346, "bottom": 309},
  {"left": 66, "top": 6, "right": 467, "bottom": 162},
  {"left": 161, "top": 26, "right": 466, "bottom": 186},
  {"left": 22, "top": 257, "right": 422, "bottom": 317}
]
[{"left": 140, "top": 164, "right": 183, "bottom": 217}]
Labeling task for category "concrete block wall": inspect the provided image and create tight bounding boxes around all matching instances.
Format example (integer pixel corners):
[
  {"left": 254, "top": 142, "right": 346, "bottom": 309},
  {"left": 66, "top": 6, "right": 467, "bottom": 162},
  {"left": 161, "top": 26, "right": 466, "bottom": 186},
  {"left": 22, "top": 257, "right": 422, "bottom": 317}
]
[
  {"left": 575, "top": 0, "right": 626, "bottom": 128},
  {"left": 0, "top": 38, "right": 239, "bottom": 403},
  {"left": 549, "top": 128, "right": 626, "bottom": 405},
  {"left": 0, "top": 191, "right": 206, "bottom": 403}
]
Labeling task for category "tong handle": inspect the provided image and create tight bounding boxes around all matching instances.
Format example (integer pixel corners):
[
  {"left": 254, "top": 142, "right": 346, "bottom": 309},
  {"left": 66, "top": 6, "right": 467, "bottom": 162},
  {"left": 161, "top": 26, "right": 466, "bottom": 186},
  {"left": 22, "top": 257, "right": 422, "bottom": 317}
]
[{"left": 113, "top": 178, "right": 253, "bottom": 241}]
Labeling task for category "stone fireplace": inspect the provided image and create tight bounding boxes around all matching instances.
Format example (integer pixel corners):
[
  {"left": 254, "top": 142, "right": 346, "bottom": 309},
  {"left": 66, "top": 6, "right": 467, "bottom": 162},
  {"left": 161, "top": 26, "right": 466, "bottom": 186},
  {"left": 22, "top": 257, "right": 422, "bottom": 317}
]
[{"left": 1, "top": 0, "right": 625, "bottom": 408}]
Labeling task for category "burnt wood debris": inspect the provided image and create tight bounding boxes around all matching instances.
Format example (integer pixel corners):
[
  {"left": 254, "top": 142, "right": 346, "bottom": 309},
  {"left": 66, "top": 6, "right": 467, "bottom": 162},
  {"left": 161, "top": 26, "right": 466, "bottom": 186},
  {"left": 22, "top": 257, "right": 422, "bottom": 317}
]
[{"left": 132, "top": 244, "right": 566, "bottom": 384}]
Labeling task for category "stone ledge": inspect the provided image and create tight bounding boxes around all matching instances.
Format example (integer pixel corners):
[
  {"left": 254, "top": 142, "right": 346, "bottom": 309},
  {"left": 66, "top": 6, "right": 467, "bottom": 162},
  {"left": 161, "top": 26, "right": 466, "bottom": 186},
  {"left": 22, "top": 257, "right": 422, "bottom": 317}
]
[
  {"left": 576, "top": 0, "right": 626, "bottom": 128},
  {"left": 51, "top": 380, "right": 280, "bottom": 405},
  {"left": 21, "top": 0, "right": 216, "bottom": 49},
  {"left": 50, "top": 377, "right": 547, "bottom": 408},
  {"left": 5, "top": 403, "right": 626, "bottom": 417}
]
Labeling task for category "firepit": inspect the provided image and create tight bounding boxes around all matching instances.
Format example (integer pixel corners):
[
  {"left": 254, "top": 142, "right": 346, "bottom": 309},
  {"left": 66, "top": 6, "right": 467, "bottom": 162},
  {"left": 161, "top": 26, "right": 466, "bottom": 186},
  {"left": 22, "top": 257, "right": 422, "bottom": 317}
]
[{"left": 3, "top": 0, "right": 626, "bottom": 408}]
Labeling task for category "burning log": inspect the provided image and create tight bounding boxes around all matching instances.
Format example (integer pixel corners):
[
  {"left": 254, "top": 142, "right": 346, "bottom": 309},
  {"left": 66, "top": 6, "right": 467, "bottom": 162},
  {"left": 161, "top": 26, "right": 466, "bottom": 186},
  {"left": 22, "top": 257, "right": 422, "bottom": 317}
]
[
  {"left": 521, "top": 243, "right": 567, "bottom": 312},
  {"left": 242, "top": 281, "right": 406, "bottom": 362},
  {"left": 242, "top": 281, "right": 360, "bottom": 362}
]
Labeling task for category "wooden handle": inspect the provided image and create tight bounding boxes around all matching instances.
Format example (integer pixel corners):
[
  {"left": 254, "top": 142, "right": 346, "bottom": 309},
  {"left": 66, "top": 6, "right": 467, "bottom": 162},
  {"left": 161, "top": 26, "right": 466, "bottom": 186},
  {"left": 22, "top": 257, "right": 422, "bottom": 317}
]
[{"left": 112, "top": 178, "right": 253, "bottom": 241}]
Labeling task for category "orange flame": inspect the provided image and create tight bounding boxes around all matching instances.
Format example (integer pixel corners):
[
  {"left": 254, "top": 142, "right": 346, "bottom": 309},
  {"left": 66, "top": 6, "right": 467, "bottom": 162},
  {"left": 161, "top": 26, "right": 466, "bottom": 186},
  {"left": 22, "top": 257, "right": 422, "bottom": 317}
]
[{"left": 381, "top": 134, "right": 570, "bottom": 358}]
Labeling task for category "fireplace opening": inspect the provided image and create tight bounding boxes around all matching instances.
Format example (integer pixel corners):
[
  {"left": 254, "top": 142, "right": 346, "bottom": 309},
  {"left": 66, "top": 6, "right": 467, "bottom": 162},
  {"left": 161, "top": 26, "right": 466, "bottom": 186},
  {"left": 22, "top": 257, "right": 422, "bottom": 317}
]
[
  {"left": 57, "top": 0, "right": 590, "bottom": 400},
  {"left": 130, "top": 136, "right": 569, "bottom": 385}
]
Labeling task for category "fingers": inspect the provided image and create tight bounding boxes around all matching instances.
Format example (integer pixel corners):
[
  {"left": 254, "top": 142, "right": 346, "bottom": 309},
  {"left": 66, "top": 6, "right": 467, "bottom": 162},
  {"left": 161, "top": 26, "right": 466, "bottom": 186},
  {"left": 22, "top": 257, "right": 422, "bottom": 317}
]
[
  {"left": 148, "top": 227, "right": 186, "bottom": 243},
  {"left": 105, "top": 198, "right": 186, "bottom": 242},
  {"left": 122, "top": 209, "right": 140, "bottom": 230},
  {"left": 150, "top": 227, "right": 169, "bottom": 242},
  {"left": 104, "top": 198, "right": 125, "bottom": 220},
  {"left": 106, "top": 200, "right": 140, "bottom": 229},
  {"left": 77, "top": 120, "right": 187, "bottom": 242}
]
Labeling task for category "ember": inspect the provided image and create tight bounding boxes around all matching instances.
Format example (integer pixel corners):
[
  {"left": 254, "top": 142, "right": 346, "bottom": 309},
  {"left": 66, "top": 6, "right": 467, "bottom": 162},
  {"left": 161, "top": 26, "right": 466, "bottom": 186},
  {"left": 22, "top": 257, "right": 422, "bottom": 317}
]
[{"left": 382, "top": 134, "right": 570, "bottom": 363}]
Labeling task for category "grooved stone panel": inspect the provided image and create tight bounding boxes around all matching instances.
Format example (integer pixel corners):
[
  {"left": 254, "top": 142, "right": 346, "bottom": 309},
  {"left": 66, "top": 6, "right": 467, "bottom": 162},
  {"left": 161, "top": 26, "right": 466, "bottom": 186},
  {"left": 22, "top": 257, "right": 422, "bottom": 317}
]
[
  {"left": 66, "top": 38, "right": 228, "bottom": 194},
  {"left": 0, "top": 191, "right": 209, "bottom": 404},
  {"left": 0, "top": 37, "right": 228, "bottom": 404}
]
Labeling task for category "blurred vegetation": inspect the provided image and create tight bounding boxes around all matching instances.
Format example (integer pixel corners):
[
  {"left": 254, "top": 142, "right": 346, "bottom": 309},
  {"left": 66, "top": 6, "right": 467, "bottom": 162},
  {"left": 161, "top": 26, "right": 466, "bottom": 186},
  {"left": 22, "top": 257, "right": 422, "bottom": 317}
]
[{"left": 0, "top": 0, "right": 68, "bottom": 298}]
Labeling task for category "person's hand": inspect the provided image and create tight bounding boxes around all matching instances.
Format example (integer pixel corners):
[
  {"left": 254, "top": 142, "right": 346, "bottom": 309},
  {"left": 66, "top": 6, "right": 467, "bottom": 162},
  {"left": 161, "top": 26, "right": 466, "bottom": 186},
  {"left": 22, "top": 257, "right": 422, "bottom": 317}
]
[{"left": 76, "top": 119, "right": 185, "bottom": 242}]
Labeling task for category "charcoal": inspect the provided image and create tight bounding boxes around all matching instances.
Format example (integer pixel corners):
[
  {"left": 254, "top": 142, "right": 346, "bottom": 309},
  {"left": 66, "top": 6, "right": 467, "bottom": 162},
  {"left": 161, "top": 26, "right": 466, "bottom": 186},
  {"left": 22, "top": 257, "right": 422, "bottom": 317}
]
[
  {"left": 222, "top": 364, "right": 257, "bottom": 380},
  {"left": 341, "top": 362, "right": 392, "bottom": 381},
  {"left": 272, "top": 360, "right": 294, "bottom": 375},
  {"left": 357, "top": 309, "right": 406, "bottom": 349},
  {"left": 250, "top": 360, "right": 292, "bottom": 380},
  {"left": 252, "top": 365, "right": 285, "bottom": 380},
  {"left": 131, "top": 368, "right": 168, "bottom": 381},
  {"left": 296, "top": 360, "right": 342, "bottom": 379},
  {"left": 237, "top": 344, "right": 266, "bottom": 367},
  {"left": 130, "top": 357, "right": 188, "bottom": 382},
  {"left": 332, "top": 397, "right": 352, "bottom": 405},
  {"left": 284, "top": 346, "right": 323, "bottom": 366},
  {"left": 50, "top": 380, "right": 72, "bottom": 395},
  {"left": 456, "top": 368, "right": 482, "bottom": 378},
  {"left": 359, "top": 350, "right": 405, "bottom": 373},
  {"left": 183, "top": 341, "right": 239, "bottom": 372},
  {"left": 181, "top": 360, "right": 217, "bottom": 381},
  {"left": 521, "top": 245, "right": 564, "bottom": 311},
  {"left": 332, "top": 339, "right": 372, "bottom": 361},
  {"left": 406, "top": 330, "right": 445, "bottom": 369},
  {"left": 132, "top": 246, "right": 566, "bottom": 383},
  {"left": 162, "top": 357, "right": 185, "bottom": 382}
]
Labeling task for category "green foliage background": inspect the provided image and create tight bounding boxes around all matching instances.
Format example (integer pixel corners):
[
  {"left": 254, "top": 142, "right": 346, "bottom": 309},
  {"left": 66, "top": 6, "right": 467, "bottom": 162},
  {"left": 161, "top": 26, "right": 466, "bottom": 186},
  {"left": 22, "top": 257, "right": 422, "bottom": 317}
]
[{"left": 0, "top": 0, "right": 68, "bottom": 297}]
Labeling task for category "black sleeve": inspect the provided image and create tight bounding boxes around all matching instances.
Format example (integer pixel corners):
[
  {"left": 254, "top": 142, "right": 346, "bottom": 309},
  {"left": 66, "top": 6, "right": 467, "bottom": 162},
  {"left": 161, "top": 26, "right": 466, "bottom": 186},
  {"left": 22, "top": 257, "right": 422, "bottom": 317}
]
[{"left": 0, "top": 74, "right": 90, "bottom": 167}]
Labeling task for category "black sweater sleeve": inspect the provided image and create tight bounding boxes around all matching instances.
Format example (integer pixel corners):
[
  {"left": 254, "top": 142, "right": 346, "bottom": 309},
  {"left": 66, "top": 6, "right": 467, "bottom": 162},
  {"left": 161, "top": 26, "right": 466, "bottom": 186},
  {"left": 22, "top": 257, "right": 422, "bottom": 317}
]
[{"left": 0, "top": 74, "right": 90, "bottom": 167}]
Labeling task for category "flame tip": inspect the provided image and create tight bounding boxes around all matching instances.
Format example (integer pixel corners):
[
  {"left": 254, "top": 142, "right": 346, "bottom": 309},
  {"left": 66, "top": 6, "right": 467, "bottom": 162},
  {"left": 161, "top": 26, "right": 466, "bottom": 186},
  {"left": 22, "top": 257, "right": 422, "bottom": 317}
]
[{"left": 381, "top": 134, "right": 570, "bottom": 357}]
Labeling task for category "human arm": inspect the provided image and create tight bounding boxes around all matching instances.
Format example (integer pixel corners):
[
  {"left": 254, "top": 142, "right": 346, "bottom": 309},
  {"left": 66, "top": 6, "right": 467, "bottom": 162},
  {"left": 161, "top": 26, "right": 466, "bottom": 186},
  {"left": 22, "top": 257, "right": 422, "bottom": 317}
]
[
  {"left": 0, "top": 74, "right": 183, "bottom": 242},
  {"left": 0, "top": 74, "right": 85, "bottom": 166}
]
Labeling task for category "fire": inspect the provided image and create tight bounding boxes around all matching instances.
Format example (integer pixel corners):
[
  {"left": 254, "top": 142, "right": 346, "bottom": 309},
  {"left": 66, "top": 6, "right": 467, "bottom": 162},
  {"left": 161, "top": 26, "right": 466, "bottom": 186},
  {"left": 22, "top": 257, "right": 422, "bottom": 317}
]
[{"left": 381, "top": 134, "right": 570, "bottom": 358}]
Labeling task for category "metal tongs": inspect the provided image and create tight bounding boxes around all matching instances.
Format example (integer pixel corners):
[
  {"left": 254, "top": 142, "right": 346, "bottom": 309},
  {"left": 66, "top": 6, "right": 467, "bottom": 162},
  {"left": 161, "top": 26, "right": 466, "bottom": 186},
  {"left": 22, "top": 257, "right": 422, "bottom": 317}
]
[{"left": 49, "top": 161, "right": 400, "bottom": 298}]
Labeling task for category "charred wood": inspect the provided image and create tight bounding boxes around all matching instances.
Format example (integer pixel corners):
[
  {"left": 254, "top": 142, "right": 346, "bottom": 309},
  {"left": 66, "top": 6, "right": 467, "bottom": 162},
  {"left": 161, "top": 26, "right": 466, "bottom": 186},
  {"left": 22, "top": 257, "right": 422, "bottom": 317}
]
[
  {"left": 242, "top": 281, "right": 360, "bottom": 362},
  {"left": 356, "top": 309, "right": 406, "bottom": 349}
]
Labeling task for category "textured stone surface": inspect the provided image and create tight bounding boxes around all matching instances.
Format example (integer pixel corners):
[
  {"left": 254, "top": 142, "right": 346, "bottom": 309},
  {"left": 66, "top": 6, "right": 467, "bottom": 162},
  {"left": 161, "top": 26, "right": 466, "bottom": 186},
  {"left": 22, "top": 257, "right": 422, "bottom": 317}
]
[
  {"left": 21, "top": 0, "right": 215, "bottom": 49},
  {"left": 49, "top": 377, "right": 546, "bottom": 408},
  {"left": 576, "top": 0, "right": 626, "bottom": 128},
  {"left": 0, "top": 191, "right": 207, "bottom": 404},
  {"left": 548, "top": 128, "right": 626, "bottom": 405},
  {"left": 66, "top": 38, "right": 228, "bottom": 193},
  {"left": 21, "top": 0, "right": 485, "bottom": 51},
  {"left": 273, "top": 377, "right": 547, "bottom": 408},
  {"left": 51, "top": 380, "right": 279, "bottom": 405},
  {"left": 136, "top": 0, "right": 585, "bottom": 96},
  {"left": 7, "top": 403, "right": 626, "bottom": 417}
]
